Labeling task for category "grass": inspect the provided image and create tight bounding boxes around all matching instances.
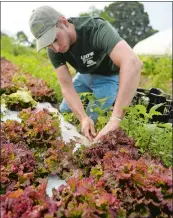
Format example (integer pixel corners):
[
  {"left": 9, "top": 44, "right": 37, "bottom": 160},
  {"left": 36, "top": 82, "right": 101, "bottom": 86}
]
[{"left": 139, "top": 55, "right": 172, "bottom": 94}]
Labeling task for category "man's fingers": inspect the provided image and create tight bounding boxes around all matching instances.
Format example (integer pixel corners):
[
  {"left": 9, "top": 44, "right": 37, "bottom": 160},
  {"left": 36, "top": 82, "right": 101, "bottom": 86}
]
[
  {"left": 81, "top": 117, "right": 95, "bottom": 142},
  {"left": 83, "top": 126, "right": 93, "bottom": 142},
  {"left": 85, "top": 131, "right": 93, "bottom": 141},
  {"left": 94, "top": 131, "right": 104, "bottom": 142},
  {"left": 90, "top": 122, "right": 96, "bottom": 136}
]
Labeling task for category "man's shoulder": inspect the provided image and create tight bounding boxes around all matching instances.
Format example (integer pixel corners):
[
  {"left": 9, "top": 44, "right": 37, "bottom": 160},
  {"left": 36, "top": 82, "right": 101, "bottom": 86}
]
[{"left": 68, "top": 16, "right": 106, "bottom": 30}]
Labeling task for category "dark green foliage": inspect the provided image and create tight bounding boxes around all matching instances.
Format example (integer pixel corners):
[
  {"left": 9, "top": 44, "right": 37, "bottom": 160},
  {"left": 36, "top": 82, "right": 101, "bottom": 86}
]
[
  {"left": 120, "top": 104, "right": 172, "bottom": 167},
  {"left": 80, "top": 2, "right": 158, "bottom": 48},
  {"left": 104, "top": 2, "right": 158, "bottom": 47}
]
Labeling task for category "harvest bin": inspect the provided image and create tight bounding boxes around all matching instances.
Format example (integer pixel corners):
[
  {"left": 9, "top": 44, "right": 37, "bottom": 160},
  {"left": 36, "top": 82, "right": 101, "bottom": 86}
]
[{"left": 133, "top": 87, "right": 173, "bottom": 123}]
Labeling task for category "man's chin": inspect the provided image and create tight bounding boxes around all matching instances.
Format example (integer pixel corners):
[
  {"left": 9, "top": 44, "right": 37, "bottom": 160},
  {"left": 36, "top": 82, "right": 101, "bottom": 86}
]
[{"left": 62, "top": 46, "right": 69, "bottom": 53}]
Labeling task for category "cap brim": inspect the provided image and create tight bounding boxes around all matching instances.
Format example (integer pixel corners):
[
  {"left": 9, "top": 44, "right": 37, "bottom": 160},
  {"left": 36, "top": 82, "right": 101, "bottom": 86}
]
[{"left": 36, "top": 25, "right": 57, "bottom": 52}]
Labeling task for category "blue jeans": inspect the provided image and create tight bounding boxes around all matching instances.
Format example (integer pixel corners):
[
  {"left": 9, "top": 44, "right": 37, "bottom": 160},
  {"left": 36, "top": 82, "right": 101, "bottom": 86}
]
[{"left": 59, "top": 73, "right": 119, "bottom": 123}]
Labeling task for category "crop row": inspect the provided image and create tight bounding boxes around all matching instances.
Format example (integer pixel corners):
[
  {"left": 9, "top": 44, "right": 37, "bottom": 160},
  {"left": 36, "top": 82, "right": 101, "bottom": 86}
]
[{"left": 1, "top": 108, "right": 172, "bottom": 218}]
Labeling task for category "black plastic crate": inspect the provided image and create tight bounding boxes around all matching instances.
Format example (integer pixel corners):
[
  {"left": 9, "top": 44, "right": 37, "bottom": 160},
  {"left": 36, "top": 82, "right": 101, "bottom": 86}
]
[{"left": 133, "top": 88, "right": 172, "bottom": 123}]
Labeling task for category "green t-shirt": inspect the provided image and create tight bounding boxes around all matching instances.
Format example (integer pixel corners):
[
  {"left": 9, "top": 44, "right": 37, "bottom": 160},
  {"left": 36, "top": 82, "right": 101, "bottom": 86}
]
[{"left": 47, "top": 16, "right": 123, "bottom": 76}]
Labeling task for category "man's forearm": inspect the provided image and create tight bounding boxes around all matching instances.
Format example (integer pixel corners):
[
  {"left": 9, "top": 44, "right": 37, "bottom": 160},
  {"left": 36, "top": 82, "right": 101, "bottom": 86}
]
[
  {"left": 62, "top": 87, "right": 88, "bottom": 122},
  {"left": 112, "top": 58, "right": 143, "bottom": 119}
]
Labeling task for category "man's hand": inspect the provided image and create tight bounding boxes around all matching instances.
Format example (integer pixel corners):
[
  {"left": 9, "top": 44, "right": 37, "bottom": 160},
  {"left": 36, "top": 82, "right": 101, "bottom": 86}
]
[
  {"left": 81, "top": 117, "right": 96, "bottom": 141},
  {"left": 94, "top": 119, "right": 120, "bottom": 142}
]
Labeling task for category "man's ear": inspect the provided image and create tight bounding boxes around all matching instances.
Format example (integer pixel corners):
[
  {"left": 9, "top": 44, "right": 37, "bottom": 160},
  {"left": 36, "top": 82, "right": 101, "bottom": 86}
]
[{"left": 59, "top": 16, "right": 69, "bottom": 27}]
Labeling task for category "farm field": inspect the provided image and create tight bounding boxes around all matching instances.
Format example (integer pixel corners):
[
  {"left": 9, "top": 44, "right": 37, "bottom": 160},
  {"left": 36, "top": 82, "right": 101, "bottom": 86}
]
[{"left": 1, "top": 35, "right": 172, "bottom": 217}]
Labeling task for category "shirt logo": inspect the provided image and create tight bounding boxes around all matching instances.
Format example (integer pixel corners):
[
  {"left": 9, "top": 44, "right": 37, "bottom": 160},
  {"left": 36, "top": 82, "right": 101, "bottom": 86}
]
[{"left": 81, "top": 52, "right": 97, "bottom": 67}]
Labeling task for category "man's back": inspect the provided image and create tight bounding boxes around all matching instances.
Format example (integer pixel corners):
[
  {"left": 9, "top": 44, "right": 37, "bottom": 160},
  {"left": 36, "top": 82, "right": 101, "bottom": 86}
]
[{"left": 48, "top": 16, "right": 122, "bottom": 75}]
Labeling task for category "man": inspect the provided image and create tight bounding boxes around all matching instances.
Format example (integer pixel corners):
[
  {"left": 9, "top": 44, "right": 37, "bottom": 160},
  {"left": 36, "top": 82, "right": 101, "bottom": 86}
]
[{"left": 29, "top": 5, "right": 142, "bottom": 142}]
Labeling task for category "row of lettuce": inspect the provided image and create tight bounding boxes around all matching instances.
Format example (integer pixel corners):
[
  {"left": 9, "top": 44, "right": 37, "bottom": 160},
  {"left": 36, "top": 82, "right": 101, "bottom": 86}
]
[{"left": 1, "top": 106, "right": 172, "bottom": 217}]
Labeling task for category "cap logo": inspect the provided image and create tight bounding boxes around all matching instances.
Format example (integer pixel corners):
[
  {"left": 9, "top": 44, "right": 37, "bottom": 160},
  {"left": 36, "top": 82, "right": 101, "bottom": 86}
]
[{"left": 32, "top": 23, "right": 44, "bottom": 35}]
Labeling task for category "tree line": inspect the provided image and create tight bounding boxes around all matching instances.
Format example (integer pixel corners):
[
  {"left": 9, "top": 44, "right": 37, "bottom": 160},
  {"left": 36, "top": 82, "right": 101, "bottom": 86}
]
[{"left": 2, "top": 2, "right": 158, "bottom": 48}]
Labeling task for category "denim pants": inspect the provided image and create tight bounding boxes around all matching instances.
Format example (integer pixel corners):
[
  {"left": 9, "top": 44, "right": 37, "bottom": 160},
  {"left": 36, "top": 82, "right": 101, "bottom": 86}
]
[{"left": 59, "top": 72, "right": 119, "bottom": 123}]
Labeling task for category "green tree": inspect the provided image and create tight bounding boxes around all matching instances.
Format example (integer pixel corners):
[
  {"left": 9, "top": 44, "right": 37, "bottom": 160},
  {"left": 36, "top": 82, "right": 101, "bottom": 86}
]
[
  {"left": 16, "top": 31, "right": 30, "bottom": 44},
  {"left": 80, "top": 2, "right": 158, "bottom": 48},
  {"left": 16, "top": 31, "right": 36, "bottom": 48},
  {"left": 103, "top": 2, "right": 158, "bottom": 47}
]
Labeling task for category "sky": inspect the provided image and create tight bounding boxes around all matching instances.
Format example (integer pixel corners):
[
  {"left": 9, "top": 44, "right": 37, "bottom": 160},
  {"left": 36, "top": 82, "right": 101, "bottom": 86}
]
[{"left": 1, "top": 1, "right": 172, "bottom": 42}]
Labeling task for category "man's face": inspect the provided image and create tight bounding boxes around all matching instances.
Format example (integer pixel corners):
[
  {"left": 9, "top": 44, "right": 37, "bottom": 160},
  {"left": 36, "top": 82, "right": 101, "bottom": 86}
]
[{"left": 48, "top": 25, "right": 71, "bottom": 53}]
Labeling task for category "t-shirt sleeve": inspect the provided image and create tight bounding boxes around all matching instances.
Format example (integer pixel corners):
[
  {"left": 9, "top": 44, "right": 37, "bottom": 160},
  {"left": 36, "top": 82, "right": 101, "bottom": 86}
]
[
  {"left": 47, "top": 48, "right": 66, "bottom": 68},
  {"left": 92, "top": 19, "right": 123, "bottom": 55}
]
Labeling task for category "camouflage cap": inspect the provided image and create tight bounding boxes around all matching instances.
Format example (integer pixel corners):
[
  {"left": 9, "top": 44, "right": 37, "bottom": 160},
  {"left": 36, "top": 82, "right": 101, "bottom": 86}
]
[{"left": 29, "top": 6, "right": 62, "bottom": 52}]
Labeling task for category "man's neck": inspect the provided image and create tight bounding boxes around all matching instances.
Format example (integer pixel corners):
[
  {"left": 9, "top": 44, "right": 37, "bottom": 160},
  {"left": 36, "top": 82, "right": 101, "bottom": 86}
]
[{"left": 70, "top": 23, "right": 77, "bottom": 45}]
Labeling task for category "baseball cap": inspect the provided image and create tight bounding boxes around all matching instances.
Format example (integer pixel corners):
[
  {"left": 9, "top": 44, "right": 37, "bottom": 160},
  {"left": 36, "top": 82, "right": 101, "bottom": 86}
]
[{"left": 29, "top": 6, "right": 62, "bottom": 52}]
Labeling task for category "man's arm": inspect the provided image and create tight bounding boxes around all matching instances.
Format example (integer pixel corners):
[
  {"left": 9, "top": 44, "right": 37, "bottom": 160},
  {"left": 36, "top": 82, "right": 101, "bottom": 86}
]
[
  {"left": 94, "top": 40, "right": 142, "bottom": 141},
  {"left": 109, "top": 40, "right": 143, "bottom": 119},
  {"left": 56, "top": 65, "right": 96, "bottom": 141}
]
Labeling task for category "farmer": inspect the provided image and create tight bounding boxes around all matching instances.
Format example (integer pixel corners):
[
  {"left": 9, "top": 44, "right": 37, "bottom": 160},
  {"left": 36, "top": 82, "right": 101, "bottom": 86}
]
[{"left": 29, "top": 6, "right": 142, "bottom": 142}]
